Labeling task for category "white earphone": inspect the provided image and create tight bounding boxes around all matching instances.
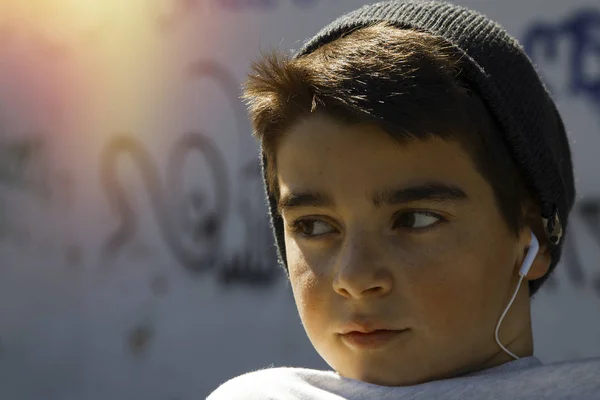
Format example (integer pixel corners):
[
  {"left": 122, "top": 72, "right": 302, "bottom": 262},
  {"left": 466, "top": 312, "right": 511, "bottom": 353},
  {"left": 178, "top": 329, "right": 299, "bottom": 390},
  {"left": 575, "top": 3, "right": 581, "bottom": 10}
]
[
  {"left": 494, "top": 232, "right": 539, "bottom": 360},
  {"left": 519, "top": 233, "right": 540, "bottom": 277}
]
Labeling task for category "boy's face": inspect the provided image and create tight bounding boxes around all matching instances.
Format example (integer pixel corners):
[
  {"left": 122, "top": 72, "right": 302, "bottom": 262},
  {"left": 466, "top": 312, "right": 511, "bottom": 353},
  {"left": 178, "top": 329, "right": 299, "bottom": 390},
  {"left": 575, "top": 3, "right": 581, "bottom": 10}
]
[{"left": 276, "top": 114, "right": 535, "bottom": 386}]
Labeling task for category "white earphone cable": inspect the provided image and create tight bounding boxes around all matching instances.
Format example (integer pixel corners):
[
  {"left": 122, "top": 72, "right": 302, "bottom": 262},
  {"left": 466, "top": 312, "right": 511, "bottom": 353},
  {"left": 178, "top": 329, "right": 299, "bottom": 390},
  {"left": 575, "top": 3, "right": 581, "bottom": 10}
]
[{"left": 494, "top": 273, "right": 526, "bottom": 360}]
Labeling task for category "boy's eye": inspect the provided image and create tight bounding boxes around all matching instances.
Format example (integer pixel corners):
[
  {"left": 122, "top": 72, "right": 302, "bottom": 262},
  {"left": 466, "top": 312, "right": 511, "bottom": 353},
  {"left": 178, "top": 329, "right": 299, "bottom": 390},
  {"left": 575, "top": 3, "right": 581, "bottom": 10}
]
[
  {"left": 291, "top": 219, "right": 336, "bottom": 237},
  {"left": 393, "top": 211, "right": 443, "bottom": 229}
]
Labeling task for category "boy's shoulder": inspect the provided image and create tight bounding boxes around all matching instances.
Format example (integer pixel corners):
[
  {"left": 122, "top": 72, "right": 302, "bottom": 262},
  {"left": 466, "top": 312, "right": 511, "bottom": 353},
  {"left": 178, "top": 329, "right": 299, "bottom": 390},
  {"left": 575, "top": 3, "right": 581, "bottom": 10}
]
[
  {"left": 206, "top": 367, "right": 342, "bottom": 400},
  {"left": 206, "top": 358, "right": 600, "bottom": 400},
  {"left": 464, "top": 357, "right": 600, "bottom": 397}
]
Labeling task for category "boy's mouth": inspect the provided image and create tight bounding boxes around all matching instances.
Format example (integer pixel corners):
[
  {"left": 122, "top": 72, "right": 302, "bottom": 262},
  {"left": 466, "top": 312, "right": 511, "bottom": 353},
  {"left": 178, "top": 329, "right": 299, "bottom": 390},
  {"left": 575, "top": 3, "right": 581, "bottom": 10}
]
[
  {"left": 339, "top": 321, "right": 410, "bottom": 350},
  {"left": 339, "top": 329, "right": 410, "bottom": 350}
]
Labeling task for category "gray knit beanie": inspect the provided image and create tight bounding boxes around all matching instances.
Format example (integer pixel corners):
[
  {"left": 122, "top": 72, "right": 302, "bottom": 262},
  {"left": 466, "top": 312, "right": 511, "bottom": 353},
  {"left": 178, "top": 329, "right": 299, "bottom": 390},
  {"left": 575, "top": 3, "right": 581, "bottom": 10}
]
[{"left": 261, "top": 0, "right": 575, "bottom": 296}]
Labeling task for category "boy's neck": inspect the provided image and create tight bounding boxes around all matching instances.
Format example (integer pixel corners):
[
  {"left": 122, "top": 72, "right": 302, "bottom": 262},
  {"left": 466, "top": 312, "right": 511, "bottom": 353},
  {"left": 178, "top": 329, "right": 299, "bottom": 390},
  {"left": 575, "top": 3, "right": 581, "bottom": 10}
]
[{"left": 476, "top": 318, "right": 535, "bottom": 374}]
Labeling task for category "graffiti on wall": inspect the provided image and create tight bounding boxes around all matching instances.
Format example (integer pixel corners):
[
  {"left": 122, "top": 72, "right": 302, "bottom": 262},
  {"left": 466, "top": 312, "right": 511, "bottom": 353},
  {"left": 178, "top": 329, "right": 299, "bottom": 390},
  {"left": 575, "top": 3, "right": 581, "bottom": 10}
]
[
  {"left": 0, "top": 137, "right": 46, "bottom": 193},
  {"left": 0, "top": 136, "right": 52, "bottom": 243},
  {"left": 100, "top": 132, "right": 229, "bottom": 271},
  {"left": 561, "top": 200, "right": 600, "bottom": 295},
  {"left": 524, "top": 8, "right": 600, "bottom": 112},
  {"left": 99, "top": 61, "right": 282, "bottom": 287}
]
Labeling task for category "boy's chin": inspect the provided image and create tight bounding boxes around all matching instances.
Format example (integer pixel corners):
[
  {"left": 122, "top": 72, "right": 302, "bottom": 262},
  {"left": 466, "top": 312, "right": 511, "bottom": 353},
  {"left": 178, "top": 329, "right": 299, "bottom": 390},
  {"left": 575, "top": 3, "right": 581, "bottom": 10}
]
[
  {"left": 335, "top": 362, "right": 433, "bottom": 387},
  {"left": 331, "top": 347, "right": 524, "bottom": 386},
  {"left": 328, "top": 353, "right": 438, "bottom": 387},
  {"left": 329, "top": 351, "right": 483, "bottom": 387}
]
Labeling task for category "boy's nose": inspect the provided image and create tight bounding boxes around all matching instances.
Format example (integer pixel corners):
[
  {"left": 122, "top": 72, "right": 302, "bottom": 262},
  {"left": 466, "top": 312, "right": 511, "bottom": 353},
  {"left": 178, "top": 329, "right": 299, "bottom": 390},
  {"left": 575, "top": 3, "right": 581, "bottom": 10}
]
[{"left": 332, "top": 237, "right": 393, "bottom": 299}]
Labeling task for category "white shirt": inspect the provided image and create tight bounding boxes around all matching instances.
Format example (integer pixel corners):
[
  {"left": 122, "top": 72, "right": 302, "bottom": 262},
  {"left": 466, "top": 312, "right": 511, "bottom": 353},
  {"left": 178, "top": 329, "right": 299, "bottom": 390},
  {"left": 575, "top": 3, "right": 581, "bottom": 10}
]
[{"left": 207, "top": 357, "right": 600, "bottom": 399}]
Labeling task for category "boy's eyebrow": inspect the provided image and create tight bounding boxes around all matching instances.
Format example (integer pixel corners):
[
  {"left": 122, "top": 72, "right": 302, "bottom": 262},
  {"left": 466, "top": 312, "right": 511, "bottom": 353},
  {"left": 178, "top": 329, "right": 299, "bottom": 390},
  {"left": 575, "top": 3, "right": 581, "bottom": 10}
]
[
  {"left": 278, "top": 183, "right": 467, "bottom": 212},
  {"left": 372, "top": 183, "right": 468, "bottom": 206},
  {"left": 278, "top": 191, "right": 333, "bottom": 212}
]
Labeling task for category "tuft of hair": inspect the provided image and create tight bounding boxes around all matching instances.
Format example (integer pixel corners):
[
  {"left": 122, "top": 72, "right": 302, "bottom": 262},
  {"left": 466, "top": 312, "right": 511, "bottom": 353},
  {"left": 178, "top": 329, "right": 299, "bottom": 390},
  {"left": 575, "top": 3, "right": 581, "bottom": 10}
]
[{"left": 243, "top": 24, "right": 480, "bottom": 193}]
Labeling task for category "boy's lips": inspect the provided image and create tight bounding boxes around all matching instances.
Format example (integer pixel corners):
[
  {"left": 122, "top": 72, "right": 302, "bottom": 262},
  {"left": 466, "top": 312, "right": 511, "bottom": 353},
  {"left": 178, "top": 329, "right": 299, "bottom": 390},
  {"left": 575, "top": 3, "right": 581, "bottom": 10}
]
[
  {"left": 339, "top": 320, "right": 406, "bottom": 334},
  {"left": 338, "top": 320, "right": 410, "bottom": 350},
  {"left": 339, "top": 329, "right": 410, "bottom": 350}
]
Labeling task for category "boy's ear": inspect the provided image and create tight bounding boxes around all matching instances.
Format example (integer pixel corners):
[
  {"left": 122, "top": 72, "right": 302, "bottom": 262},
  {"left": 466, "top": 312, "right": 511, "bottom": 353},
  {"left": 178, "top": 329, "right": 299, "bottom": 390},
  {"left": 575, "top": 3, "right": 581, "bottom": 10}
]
[{"left": 517, "top": 210, "right": 552, "bottom": 281}]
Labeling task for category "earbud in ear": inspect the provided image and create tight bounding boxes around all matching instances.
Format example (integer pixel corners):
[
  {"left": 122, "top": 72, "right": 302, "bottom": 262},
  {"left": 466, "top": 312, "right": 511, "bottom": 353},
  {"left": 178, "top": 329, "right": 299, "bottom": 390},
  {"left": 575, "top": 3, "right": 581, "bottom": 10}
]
[{"left": 519, "top": 233, "right": 539, "bottom": 276}]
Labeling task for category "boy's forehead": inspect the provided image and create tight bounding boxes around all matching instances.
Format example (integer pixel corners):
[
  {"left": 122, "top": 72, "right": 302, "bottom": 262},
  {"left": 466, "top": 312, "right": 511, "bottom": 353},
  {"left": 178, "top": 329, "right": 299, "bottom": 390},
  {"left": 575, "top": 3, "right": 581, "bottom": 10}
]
[
  {"left": 276, "top": 115, "right": 489, "bottom": 206},
  {"left": 283, "top": 114, "right": 387, "bottom": 146},
  {"left": 278, "top": 115, "right": 470, "bottom": 173}
]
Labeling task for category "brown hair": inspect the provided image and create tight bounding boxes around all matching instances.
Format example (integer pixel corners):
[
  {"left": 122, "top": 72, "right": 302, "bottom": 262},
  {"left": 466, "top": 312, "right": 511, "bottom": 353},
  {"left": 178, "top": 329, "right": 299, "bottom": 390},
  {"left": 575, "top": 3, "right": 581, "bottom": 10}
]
[{"left": 242, "top": 22, "right": 531, "bottom": 236}]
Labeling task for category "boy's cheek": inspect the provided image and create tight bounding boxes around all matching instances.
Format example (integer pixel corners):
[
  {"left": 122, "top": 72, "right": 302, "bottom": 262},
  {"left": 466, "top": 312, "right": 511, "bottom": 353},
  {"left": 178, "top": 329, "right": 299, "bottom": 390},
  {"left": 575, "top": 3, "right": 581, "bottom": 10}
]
[
  {"left": 285, "top": 235, "right": 329, "bottom": 278},
  {"left": 405, "top": 251, "right": 514, "bottom": 342},
  {"left": 384, "top": 227, "right": 476, "bottom": 286},
  {"left": 285, "top": 238, "right": 331, "bottom": 306},
  {"left": 285, "top": 243, "right": 337, "bottom": 345},
  {"left": 394, "top": 229, "right": 503, "bottom": 308}
]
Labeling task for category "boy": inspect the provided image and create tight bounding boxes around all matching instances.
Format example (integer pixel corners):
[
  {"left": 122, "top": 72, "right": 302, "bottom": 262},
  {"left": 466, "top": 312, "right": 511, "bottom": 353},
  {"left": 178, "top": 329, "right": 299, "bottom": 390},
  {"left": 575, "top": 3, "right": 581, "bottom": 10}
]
[{"left": 209, "top": 1, "right": 600, "bottom": 398}]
